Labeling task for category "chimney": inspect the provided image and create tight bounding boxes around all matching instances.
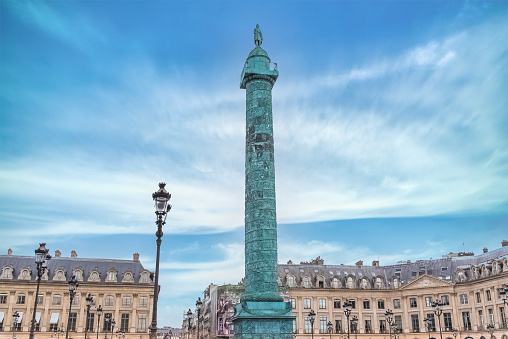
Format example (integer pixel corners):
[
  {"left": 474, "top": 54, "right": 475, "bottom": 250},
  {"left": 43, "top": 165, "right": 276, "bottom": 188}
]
[
  {"left": 502, "top": 240, "right": 508, "bottom": 247},
  {"left": 7, "top": 248, "right": 12, "bottom": 255},
  {"left": 483, "top": 247, "right": 488, "bottom": 253},
  {"left": 133, "top": 253, "right": 140, "bottom": 261},
  {"left": 356, "top": 260, "right": 363, "bottom": 266},
  {"left": 372, "top": 260, "right": 379, "bottom": 267},
  {"left": 55, "top": 250, "right": 61, "bottom": 257},
  {"left": 71, "top": 250, "right": 77, "bottom": 258}
]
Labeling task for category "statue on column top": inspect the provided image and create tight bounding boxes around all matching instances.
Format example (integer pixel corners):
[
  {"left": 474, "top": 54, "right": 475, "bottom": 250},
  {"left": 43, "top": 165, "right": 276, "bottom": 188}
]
[{"left": 254, "top": 24, "right": 263, "bottom": 47}]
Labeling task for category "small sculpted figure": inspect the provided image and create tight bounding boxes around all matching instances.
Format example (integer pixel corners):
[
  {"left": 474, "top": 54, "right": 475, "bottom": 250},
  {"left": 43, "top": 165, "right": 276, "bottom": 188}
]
[{"left": 254, "top": 24, "right": 263, "bottom": 47}]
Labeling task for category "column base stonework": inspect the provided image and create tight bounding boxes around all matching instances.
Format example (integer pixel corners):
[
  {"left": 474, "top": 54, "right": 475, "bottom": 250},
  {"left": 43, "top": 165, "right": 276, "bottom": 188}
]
[{"left": 232, "top": 301, "right": 294, "bottom": 339}]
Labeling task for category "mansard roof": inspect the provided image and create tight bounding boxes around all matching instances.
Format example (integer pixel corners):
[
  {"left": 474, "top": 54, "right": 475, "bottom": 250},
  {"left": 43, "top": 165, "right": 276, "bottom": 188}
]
[
  {"left": 278, "top": 245, "right": 508, "bottom": 287},
  {"left": 0, "top": 254, "right": 152, "bottom": 284}
]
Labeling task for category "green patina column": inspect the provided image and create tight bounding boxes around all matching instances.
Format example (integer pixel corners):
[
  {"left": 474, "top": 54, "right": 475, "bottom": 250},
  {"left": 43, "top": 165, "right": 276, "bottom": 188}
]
[{"left": 232, "top": 24, "right": 294, "bottom": 339}]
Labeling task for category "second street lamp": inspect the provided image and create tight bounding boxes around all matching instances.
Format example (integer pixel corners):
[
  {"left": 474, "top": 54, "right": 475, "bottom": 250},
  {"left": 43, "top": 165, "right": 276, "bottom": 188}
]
[
  {"left": 486, "top": 324, "right": 494, "bottom": 339},
  {"left": 84, "top": 294, "right": 94, "bottom": 339},
  {"left": 186, "top": 309, "right": 192, "bottom": 339},
  {"left": 150, "top": 182, "right": 172, "bottom": 339},
  {"left": 308, "top": 309, "right": 316, "bottom": 339},
  {"left": 30, "top": 243, "right": 51, "bottom": 339},
  {"left": 344, "top": 301, "right": 353, "bottom": 339},
  {"left": 12, "top": 311, "right": 20, "bottom": 339},
  {"left": 327, "top": 321, "right": 333, "bottom": 339},
  {"left": 65, "top": 275, "right": 78, "bottom": 339},
  {"left": 196, "top": 297, "right": 203, "bottom": 339},
  {"left": 424, "top": 316, "right": 432, "bottom": 339},
  {"left": 385, "top": 309, "right": 395, "bottom": 339},
  {"left": 97, "top": 305, "right": 103, "bottom": 339},
  {"left": 432, "top": 300, "right": 444, "bottom": 339},
  {"left": 351, "top": 316, "right": 358, "bottom": 339}
]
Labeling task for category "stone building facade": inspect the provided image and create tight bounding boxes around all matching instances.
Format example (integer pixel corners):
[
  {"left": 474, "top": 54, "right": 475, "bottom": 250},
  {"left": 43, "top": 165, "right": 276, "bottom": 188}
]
[
  {"left": 184, "top": 243, "right": 508, "bottom": 339},
  {"left": 0, "top": 251, "right": 154, "bottom": 339}
]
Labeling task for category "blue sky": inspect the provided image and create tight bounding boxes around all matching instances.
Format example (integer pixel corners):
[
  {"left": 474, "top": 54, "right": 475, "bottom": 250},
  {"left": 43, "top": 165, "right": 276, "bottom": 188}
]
[{"left": 1, "top": 0, "right": 508, "bottom": 328}]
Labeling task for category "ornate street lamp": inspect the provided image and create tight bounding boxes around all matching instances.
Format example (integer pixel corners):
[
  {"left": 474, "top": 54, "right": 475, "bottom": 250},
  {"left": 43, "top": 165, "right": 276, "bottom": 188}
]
[
  {"left": 351, "top": 316, "right": 358, "bottom": 339},
  {"left": 30, "top": 243, "right": 51, "bottom": 339},
  {"left": 431, "top": 300, "right": 444, "bottom": 339},
  {"left": 97, "top": 305, "right": 103, "bottom": 339},
  {"left": 150, "top": 182, "right": 172, "bottom": 339},
  {"left": 110, "top": 319, "right": 116, "bottom": 339},
  {"left": 486, "top": 324, "right": 494, "bottom": 339},
  {"left": 327, "top": 321, "right": 333, "bottom": 339},
  {"left": 104, "top": 313, "right": 111, "bottom": 339},
  {"left": 84, "top": 294, "right": 94, "bottom": 339},
  {"left": 451, "top": 327, "right": 458, "bottom": 339},
  {"left": 343, "top": 301, "right": 353, "bottom": 339},
  {"left": 196, "top": 297, "right": 203, "bottom": 339},
  {"left": 424, "top": 316, "right": 433, "bottom": 339},
  {"left": 308, "top": 309, "right": 316, "bottom": 339},
  {"left": 65, "top": 275, "right": 78, "bottom": 339},
  {"left": 186, "top": 309, "right": 192, "bottom": 339},
  {"left": 385, "top": 309, "right": 395, "bottom": 339},
  {"left": 12, "top": 311, "right": 20, "bottom": 339}
]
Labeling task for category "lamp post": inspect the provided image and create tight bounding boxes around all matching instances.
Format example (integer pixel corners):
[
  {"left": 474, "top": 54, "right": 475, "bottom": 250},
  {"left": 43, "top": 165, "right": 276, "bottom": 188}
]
[
  {"left": 104, "top": 314, "right": 111, "bottom": 339},
  {"left": 12, "top": 311, "right": 20, "bottom": 339},
  {"left": 344, "top": 301, "right": 353, "bottom": 339},
  {"left": 150, "top": 183, "right": 172, "bottom": 339},
  {"left": 96, "top": 305, "right": 102, "bottom": 339},
  {"left": 424, "top": 316, "right": 432, "bottom": 339},
  {"left": 65, "top": 275, "right": 78, "bottom": 339},
  {"left": 327, "top": 321, "right": 333, "bottom": 339},
  {"left": 351, "top": 316, "right": 358, "bottom": 339},
  {"left": 84, "top": 294, "right": 94, "bottom": 339},
  {"left": 451, "top": 328, "right": 458, "bottom": 339},
  {"left": 431, "top": 300, "right": 444, "bottom": 339},
  {"left": 110, "top": 319, "right": 116, "bottom": 339},
  {"left": 308, "top": 310, "right": 316, "bottom": 339},
  {"left": 29, "top": 243, "right": 51, "bottom": 339},
  {"left": 196, "top": 297, "right": 203, "bottom": 339},
  {"left": 186, "top": 309, "right": 192, "bottom": 339},
  {"left": 385, "top": 309, "right": 395, "bottom": 339},
  {"left": 486, "top": 324, "right": 494, "bottom": 339}
]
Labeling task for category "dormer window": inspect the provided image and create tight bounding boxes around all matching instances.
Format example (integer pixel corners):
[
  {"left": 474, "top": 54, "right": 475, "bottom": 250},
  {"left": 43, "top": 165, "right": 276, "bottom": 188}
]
[
  {"left": 287, "top": 275, "right": 295, "bottom": 288},
  {"left": 1, "top": 266, "right": 14, "bottom": 279},
  {"left": 73, "top": 269, "right": 83, "bottom": 281},
  {"left": 107, "top": 270, "right": 117, "bottom": 282}
]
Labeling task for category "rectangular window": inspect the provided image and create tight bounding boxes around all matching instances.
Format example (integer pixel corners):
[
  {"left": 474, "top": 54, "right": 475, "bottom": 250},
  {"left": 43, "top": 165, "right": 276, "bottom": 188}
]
[
  {"left": 319, "top": 299, "right": 326, "bottom": 309},
  {"left": 320, "top": 316, "right": 327, "bottom": 332},
  {"left": 393, "top": 299, "right": 401, "bottom": 309},
  {"left": 105, "top": 296, "right": 114, "bottom": 307},
  {"left": 488, "top": 308, "right": 494, "bottom": 324},
  {"left": 304, "top": 317, "right": 311, "bottom": 334},
  {"left": 462, "top": 312, "right": 471, "bottom": 330},
  {"left": 334, "top": 299, "right": 341, "bottom": 309},
  {"left": 351, "top": 319, "right": 358, "bottom": 333},
  {"left": 335, "top": 319, "right": 342, "bottom": 333},
  {"left": 289, "top": 298, "right": 296, "bottom": 309},
  {"left": 34, "top": 312, "right": 41, "bottom": 331},
  {"left": 72, "top": 295, "right": 79, "bottom": 306},
  {"left": 53, "top": 294, "right": 62, "bottom": 305},
  {"left": 411, "top": 314, "right": 420, "bottom": 332},
  {"left": 49, "top": 312, "right": 60, "bottom": 331},
  {"left": 425, "top": 297, "right": 433, "bottom": 307},
  {"left": 378, "top": 299, "right": 385, "bottom": 309},
  {"left": 441, "top": 295, "right": 450, "bottom": 306},
  {"left": 14, "top": 312, "right": 22, "bottom": 331},
  {"left": 293, "top": 319, "right": 297, "bottom": 333},
  {"left": 410, "top": 297, "right": 417, "bottom": 308},
  {"left": 103, "top": 313, "right": 113, "bottom": 331},
  {"left": 122, "top": 296, "right": 131, "bottom": 307},
  {"left": 17, "top": 293, "right": 25, "bottom": 304},
  {"left": 363, "top": 300, "right": 370, "bottom": 309},
  {"left": 86, "top": 313, "right": 95, "bottom": 331},
  {"left": 0, "top": 294, "right": 6, "bottom": 304},
  {"left": 478, "top": 310, "right": 484, "bottom": 326},
  {"left": 476, "top": 292, "right": 481, "bottom": 304},
  {"left": 69, "top": 312, "right": 77, "bottom": 332},
  {"left": 350, "top": 300, "right": 356, "bottom": 309},
  {"left": 486, "top": 290, "right": 492, "bottom": 302},
  {"left": 37, "top": 294, "right": 44, "bottom": 305},
  {"left": 395, "top": 315, "right": 402, "bottom": 332},
  {"left": 443, "top": 313, "right": 452, "bottom": 331},
  {"left": 137, "top": 314, "right": 147, "bottom": 331},
  {"left": 121, "top": 314, "right": 129, "bottom": 332},
  {"left": 0, "top": 311, "right": 5, "bottom": 331},
  {"left": 380, "top": 319, "right": 387, "bottom": 333},
  {"left": 139, "top": 296, "right": 148, "bottom": 307},
  {"left": 365, "top": 319, "right": 372, "bottom": 333},
  {"left": 304, "top": 298, "right": 311, "bottom": 309},
  {"left": 459, "top": 294, "right": 468, "bottom": 305}
]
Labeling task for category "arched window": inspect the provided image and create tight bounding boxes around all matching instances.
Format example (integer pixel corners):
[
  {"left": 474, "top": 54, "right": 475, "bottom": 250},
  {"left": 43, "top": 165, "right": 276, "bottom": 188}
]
[
  {"left": 107, "top": 270, "right": 117, "bottom": 282},
  {"left": 332, "top": 277, "right": 340, "bottom": 288},
  {"left": 287, "top": 275, "right": 295, "bottom": 288},
  {"left": 303, "top": 276, "right": 311, "bottom": 288}
]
